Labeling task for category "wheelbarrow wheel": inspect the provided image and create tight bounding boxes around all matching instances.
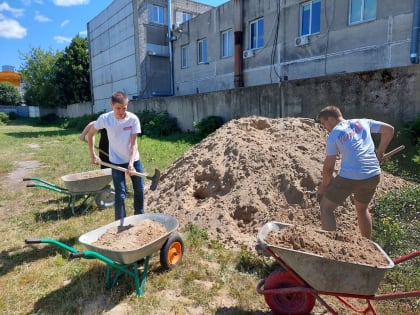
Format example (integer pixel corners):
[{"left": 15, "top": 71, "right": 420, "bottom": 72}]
[
  {"left": 263, "top": 269, "right": 315, "bottom": 315},
  {"left": 95, "top": 186, "right": 115, "bottom": 209},
  {"left": 160, "top": 233, "right": 184, "bottom": 270}
]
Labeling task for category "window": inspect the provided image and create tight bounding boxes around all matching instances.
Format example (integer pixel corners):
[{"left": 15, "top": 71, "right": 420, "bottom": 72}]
[
  {"left": 250, "top": 18, "right": 264, "bottom": 49},
  {"left": 181, "top": 45, "right": 189, "bottom": 68},
  {"left": 221, "top": 29, "right": 233, "bottom": 58},
  {"left": 300, "top": 0, "right": 321, "bottom": 36},
  {"left": 151, "top": 5, "right": 165, "bottom": 24},
  {"left": 349, "top": 0, "right": 376, "bottom": 24},
  {"left": 197, "top": 38, "right": 207, "bottom": 64},
  {"left": 182, "top": 12, "right": 192, "bottom": 22}
]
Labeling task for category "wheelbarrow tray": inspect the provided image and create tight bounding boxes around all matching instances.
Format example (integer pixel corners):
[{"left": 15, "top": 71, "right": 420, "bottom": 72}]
[
  {"left": 257, "top": 221, "right": 394, "bottom": 295},
  {"left": 78, "top": 213, "right": 179, "bottom": 265},
  {"left": 61, "top": 168, "right": 112, "bottom": 193}
]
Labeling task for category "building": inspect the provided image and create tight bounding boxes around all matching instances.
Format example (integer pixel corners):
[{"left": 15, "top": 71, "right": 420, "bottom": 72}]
[
  {"left": 88, "top": 0, "right": 212, "bottom": 112},
  {"left": 173, "top": 0, "right": 419, "bottom": 95},
  {"left": 88, "top": 0, "right": 420, "bottom": 111}
]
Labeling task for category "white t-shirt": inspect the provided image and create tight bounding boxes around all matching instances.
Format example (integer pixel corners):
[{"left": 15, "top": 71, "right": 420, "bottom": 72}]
[
  {"left": 94, "top": 111, "right": 141, "bottom": 164},
  {"left": 326, "top": 119, "right": 383, "bottom": 180}
]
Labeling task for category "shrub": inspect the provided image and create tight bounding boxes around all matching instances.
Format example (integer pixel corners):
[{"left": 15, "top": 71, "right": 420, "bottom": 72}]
[
  {"left": 0, "top": 112, "right": 9, "bottom": 124},
  {"left": 193, "top": 116, "right": 224, "bottom": 140},
  {"left": 402, "top": 113, "right": 420, "bottom": 145},
  {"left": 138, "top": 110, "right": 180, "bottom": 137},
  {"left": 8, "top": 111, "right": 18, "bottom": 120}
]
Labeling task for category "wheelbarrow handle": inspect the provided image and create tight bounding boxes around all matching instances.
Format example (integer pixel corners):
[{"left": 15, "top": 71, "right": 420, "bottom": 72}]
[
  {"left": 69, "top": 252, "right": 85, "bottom": 259},
  {"left": 25, "top": 238, "right": 42, "bottom": 244}
]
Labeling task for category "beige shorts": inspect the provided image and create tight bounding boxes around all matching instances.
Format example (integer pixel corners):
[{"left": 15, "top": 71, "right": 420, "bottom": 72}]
[{"left": 324, "top": 175, "right": 380, "bottom": 205}]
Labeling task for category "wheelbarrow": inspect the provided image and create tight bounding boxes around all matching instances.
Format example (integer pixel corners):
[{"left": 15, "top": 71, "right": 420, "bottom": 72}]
[
  {"left": 25, "top": 213, "right": 184, "bottom": 297},
  {"left": 23, "top": 168, "right": 115, "bottom": 215},
  {"left": 256, "top": 221, "right": 420, "bottom": 315}
]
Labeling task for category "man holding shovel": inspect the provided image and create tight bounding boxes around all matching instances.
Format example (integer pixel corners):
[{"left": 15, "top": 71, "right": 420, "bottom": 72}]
[
  {"left": 316, "top": 106, "right": 394, "bottom": 239},
  {"left": 87, "top": 91, "right": 144, "bottom": 220}
]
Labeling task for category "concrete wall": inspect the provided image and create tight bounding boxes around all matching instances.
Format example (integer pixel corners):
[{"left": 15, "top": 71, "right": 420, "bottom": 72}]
[{"left": 130, "top": 65, "right": 420, "bottom": 131}]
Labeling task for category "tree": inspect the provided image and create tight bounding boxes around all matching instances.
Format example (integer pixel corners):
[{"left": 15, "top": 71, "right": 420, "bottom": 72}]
[
  {"left": 55, "top": 35, "right": 91, "bottom": 104},
  {"left": 19, "top": 47, "right": 62, "bottom": 107},
  {"left": 0, "top": 82, "right": 22, "bottom": 105}
]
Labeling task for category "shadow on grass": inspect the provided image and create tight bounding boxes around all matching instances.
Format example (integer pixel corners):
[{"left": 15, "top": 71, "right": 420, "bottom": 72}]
[
  {"left": 33, "top": 196, "right": 105, "bottom": 222},
  {"left": 4, "top": 129, "right": 76, "bottom": 139},
  {"left": 0, "top": 236, "right": 79, "bottom": 278},
  {"left": 29, "top": 259, "right": 169, "bottom": 314}
]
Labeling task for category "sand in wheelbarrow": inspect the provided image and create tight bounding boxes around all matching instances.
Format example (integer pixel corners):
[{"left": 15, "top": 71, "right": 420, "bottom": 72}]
[
  {"left": 145, "top": 116, "right": 413, "bottom": 259},
  {"left": 92, "top": 219, "right": 167, "bottom": 251},
  {"left": 264, "top": 226, "right": 390, "bottom": 266}
]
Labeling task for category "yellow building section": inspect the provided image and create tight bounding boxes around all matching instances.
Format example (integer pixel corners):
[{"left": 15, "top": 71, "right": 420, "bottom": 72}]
[{"left": 0, "top": 71, "right": 21, "bottom": 87}]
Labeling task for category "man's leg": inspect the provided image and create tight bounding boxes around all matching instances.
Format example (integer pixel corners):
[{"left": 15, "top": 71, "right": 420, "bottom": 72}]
[
  {"left": 132, "top": 160, "right": 144, "bottom": 215},
  {"left": 355, "top": 200, "right": 372, "bottom": 238},
  {"left": 112, "top": 168, "right": 127, "bottom": 220},
  {"left": 320, "top": 197, "right": 338, "bottom": 231}
]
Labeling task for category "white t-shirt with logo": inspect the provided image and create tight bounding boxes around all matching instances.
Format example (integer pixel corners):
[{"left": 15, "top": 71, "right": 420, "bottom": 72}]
[{"left": 94, "top": 111, "right": 141, "bottom": 164}]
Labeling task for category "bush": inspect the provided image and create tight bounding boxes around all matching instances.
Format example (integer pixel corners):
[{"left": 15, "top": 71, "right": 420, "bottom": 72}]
[
  {"left": 138, "top": 110, "right": 180, "bottom": 137},
  {"left": 402, "top": 113, "right": 420, "bottom": 145},
  {"left": 372, "top": 185, "right": 419, "bottom": 254},
  {"left": 0, "top": 112, "right": 9, "bottom": 124},
  {"left": 193, "top": 116, "right": 224, "bottom": 140},
  {"left": 8, "top": 111, "right": 18, "bottom": 120}
]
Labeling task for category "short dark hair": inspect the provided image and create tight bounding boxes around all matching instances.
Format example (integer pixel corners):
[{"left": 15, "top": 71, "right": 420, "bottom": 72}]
[
  {"left": 317, "top": 105, "right": 342, "bottom": 121},
  {"left": 111, "top": 91, "right": 128, "bottom": 105}
]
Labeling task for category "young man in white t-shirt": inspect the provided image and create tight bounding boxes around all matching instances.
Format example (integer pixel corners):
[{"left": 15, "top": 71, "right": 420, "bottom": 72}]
[
  {"left": 316, "top": 106, "right": 394, "bottom": 238},
  {"left": 87, "top": 91, "right": 144, "bottom": 220}
]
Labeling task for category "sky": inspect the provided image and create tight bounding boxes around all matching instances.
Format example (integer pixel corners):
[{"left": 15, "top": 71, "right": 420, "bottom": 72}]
[{"left": 0, "top": 0, "right": 229, "bottom": 71}]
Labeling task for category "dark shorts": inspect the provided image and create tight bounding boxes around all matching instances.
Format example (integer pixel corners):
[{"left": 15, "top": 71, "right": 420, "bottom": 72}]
[{"left": 324, "top": 175, "right": 380, "bottom": 205}]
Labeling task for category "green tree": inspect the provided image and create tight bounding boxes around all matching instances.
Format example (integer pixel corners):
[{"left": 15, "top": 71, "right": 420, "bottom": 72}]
[
  {"left": 0, "top": 82, "right": 22, "bottom": 105},
  {"left": 19, "top": 47, "right": 62, "bottom": 107},
  {"left": 55, "top": 35, "right": 91, "bottom": 104}
]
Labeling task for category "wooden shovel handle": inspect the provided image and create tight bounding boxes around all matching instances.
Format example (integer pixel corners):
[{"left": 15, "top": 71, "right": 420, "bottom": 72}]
[
  {"left": 383, "top": 145, "right": 405, "bottom": 159},
  {"left": 98, "top": 161, "right": 148, "bottom": 178}
]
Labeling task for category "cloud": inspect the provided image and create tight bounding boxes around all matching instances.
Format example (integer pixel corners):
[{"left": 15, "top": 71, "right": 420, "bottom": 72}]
[
  {"left": 79, "top": 30, "right": 87, "bottom": 37},
  {"left": 52, "top": 0, "right": 89, "bottom": 7},
  {"left": 60, "top": 19, "right": 69, "bottom": 27},
  {"left": 0, "top": 16, "right": 27, "bottom": 38},
  {"left": 34, "top": 11, "right": 52, "bottom": 22},
  {"left": 53, "top": 35, "right": 71, "bottom": 43},
  {"left": 0, "top": 2, "right": 24, "bottom": 18}
]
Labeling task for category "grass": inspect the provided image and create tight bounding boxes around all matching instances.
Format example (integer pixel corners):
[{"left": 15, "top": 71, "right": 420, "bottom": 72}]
[{"left": 0, "top": 118, "right": 419, "bottom": 315}]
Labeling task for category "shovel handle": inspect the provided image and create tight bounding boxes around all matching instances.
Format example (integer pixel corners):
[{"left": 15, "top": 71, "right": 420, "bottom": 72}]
[
  {"left": 98, "top": 161, "right": 149, "bottom": 179},
  {"left": 383, "top": 145, "right": 405, "bottom": 159}
]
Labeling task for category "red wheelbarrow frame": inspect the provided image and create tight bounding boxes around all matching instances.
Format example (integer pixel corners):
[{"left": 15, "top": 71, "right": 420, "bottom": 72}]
[{"left": 257, "top": 247, "right": 420, "bottom": 315}]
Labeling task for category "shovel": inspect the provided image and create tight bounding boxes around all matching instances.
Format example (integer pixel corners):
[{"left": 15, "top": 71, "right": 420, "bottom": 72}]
[{"left": 98, "top": 160, "right": 160, "bottom": 191}]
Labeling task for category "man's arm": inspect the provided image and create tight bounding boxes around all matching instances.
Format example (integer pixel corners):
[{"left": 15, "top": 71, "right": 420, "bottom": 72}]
[
  {"left": 79, "top": 121, "right": 95, "bottom": 142},
  {"left": 87, "top": 125, "right": 99, "bottom": 164},
  {"left": 127, "top": 133, "right": 139, "bottom": 173},
  {"left": 318, "top": 155, "right": 337, "bottom": 196},
  {"left": 376, "top": 123, "right": 394, "bottom": 163}
]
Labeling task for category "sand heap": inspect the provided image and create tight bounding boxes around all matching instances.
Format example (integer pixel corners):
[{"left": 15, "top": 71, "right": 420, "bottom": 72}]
[{"left": 146, "top": 116, "right": 409, "bottom": 251}]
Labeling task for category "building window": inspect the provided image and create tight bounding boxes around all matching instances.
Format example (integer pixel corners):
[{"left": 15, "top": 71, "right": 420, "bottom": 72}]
[
  {"left": 349, "top": 0, "right": 376, "bottom": 24},
  {"left": 250, "top": 18, "right": 264, "bottom": 49},
  {"left": 182, "top": 12, "right": 192, "bottom": 22},
  {"left": 181, "top": 45, "right": 189, "bottom": 68},
  {"left": 221, "top": 29, "right": 233, "bottom": 58},
  {"left": 300, "top": 0, "right": 321, "bottom": 36},
  {"left": 197, "top": 38, "right": 207, "bottom": 64},
  {"left": 152, "top": 5, "right": 165, "bottom": 24}
]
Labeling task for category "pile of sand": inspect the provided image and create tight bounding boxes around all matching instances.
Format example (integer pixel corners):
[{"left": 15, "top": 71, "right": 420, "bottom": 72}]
[{"left": 145, "top": 116, "right": 409, "bottom": 252}]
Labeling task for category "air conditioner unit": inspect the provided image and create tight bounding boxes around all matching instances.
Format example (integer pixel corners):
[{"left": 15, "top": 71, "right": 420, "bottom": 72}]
[
  {"left": 295, "top": 36, "right": 309, "bottom": 47},
  {"left": 242, "top": 49, "right": 255, "bottom": 59}
]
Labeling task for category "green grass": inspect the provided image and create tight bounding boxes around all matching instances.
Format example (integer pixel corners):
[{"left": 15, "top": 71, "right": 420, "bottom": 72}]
[{"left": 0, "top": 118, "right": 418, "bottom": 315}]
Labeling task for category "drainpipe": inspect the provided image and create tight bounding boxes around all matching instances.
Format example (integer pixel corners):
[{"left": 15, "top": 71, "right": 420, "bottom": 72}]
[
  {"left": 410, "top": 0, "right": 420, "bottom": 63},
  {"left": 234, "top": 0, "right": 244, "bottom": 87},
  {"left": 168, "top": 0, "right": 175, "bottom": 94}
]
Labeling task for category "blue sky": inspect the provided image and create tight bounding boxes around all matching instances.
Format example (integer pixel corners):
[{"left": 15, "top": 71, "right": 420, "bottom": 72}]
[{"left": 0, "top": 0, "right": 229, "bottom": 71}]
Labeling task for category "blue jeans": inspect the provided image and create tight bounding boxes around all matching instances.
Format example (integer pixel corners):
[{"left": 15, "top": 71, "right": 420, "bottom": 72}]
[{"left": 112, "top": 160, "right": 144, "bottom": 220}]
